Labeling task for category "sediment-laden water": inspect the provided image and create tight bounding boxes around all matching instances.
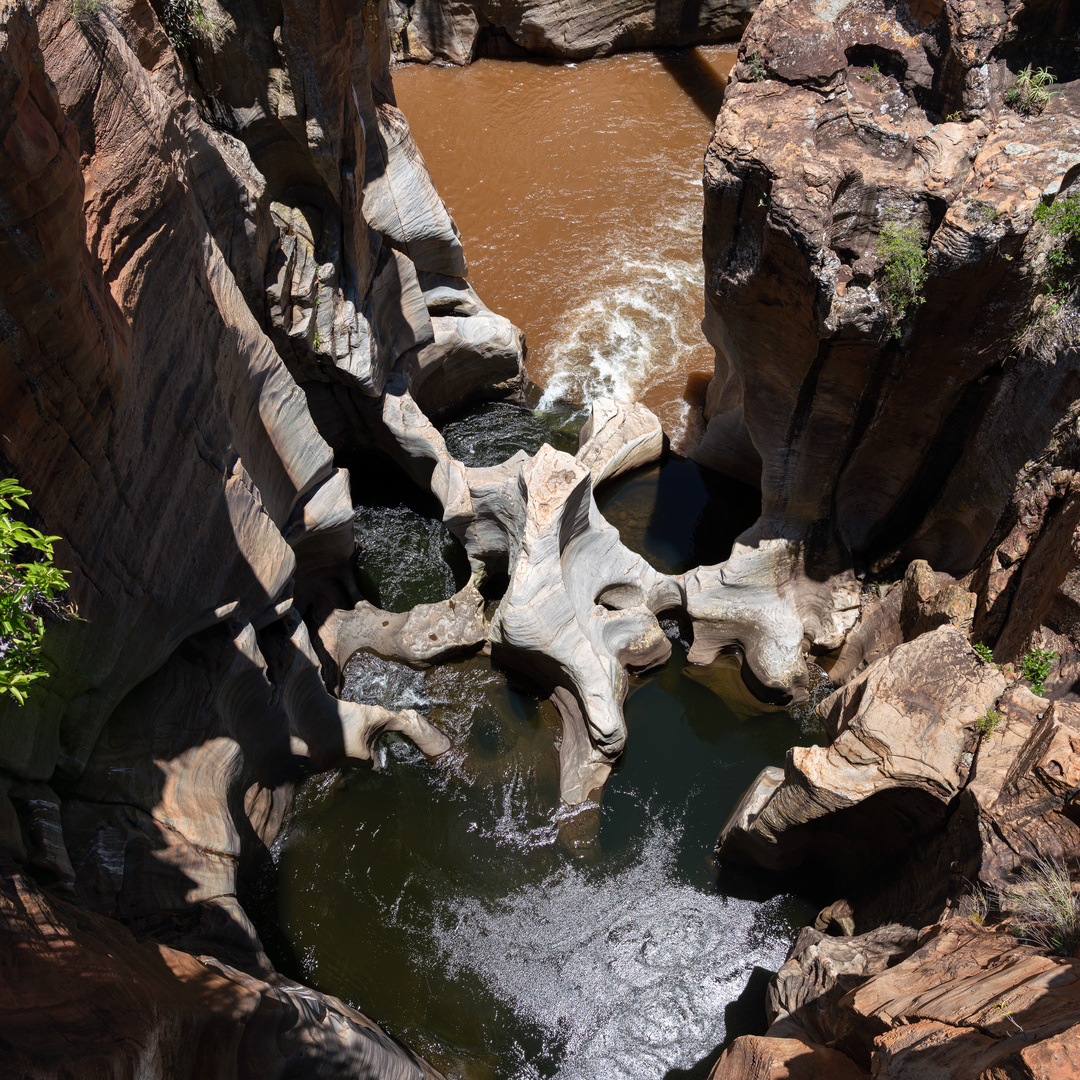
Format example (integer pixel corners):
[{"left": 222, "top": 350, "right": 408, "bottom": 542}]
[{"left": 393, "top": 48, "right": 735, "bottom": 449}]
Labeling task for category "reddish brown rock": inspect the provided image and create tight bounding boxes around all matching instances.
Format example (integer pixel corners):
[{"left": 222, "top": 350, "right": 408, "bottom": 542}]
[
  {"left": 718, "top": 626, "right": 1006, "bottom": 871},
  {"left": 837, "top": 923, "right": 1080, "bottom": 1072},
  {"left": 707, "top": 1033, "right": 869, "bottom": 1080},
  {"left": 959, "top": 688, "right": 1080, "bottom": 897},
  {"left": 694, "top": 0, "right": 1080, "bottom": 656},
  {"left": 0, "top": 860, "right": 443, "bottom": 1080}
]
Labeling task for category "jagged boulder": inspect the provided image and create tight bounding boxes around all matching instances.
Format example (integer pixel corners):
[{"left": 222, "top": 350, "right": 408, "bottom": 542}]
[{"left": 718, "top": 626, "right": 1007, "bottom": 870}]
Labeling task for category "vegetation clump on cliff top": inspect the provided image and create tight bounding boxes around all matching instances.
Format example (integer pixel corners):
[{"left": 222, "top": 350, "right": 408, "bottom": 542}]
[
  {"left": 0, "top": 481, "right": 70, "bottom": 704},
  {"left": 874, "top": 212, "right": 928, "bottom": 339},
  {"left": 1017, "top": 193, "right": 1080, "bottom": 359},
  {"left": 1009, "top": 854, "right": 1080, "bottom": 956},
  {"left": 1004, "top": 65, "right": 1057, "bottom": 116}
]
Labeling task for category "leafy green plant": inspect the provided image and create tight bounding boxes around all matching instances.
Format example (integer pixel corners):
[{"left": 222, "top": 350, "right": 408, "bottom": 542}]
[
  {"left": 1033, "top": 194, "right": 1080, "bottom": 294},
  {"left": 1021, "top": 645, "right": 1059, "bottom": 694},
  {"left": 860, "top": 61, "right": 880, "bottom": 84},
  {"left": 71, "top": 0, "right": 106, "bottom": 17},
  {"left": 975, "top": 709, "right": 1004, "bottom": 736},
  {"left": 1009, "top": 854, "right": 1080, "bottom": 956},
  {"left": 875, "top": 212, "right": 929, "bottom": 338},
  {"left": 1004, "top": 65, "right": 1056, "bottom": 116},
  {"left": 1020, "top": 646, "right": 1058, "bottom": 694},
  {"left": 0, "top": 481, "right": 70, "bottom": 705},
  {"left": 993, "top": 1001, "right": 1024, "bottom": 1032},
  {"left": 973, "top": 642, "right": 995, "bottom": 665},
  {"left": 746, "top": 51, "right": 767, "bottom": 83}
]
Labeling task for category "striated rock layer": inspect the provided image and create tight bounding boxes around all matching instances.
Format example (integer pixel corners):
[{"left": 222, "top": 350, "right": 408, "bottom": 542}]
[
  {"left": 0, "top": 0, "right": 527, "bottom": 1073},
  {"left": 389, "top": 0, "right": 754, "bottom": 65}
]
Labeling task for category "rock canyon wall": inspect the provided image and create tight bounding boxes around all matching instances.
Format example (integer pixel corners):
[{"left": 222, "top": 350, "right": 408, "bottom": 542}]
[
  {"left": 3, "top": 0, "right": 1080, "bottom": 1074},
  {"left": 0, "top": 0, "right": 517, "bottom": 1072},
  {"left": 699, "top": 0, "right": 1080, "bottom": 1075},
  {"left": 389, "top": 0, "right": 753, "bottom": 65},
  {"left": 694, "top": 0, "right": 1080, "bottom": 683}
]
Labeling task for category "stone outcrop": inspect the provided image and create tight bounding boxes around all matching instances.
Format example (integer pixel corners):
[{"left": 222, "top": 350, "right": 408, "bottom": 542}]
[
  {"left": 0, "top": 859, "right": 441, "bottom": 1080},
  {"left": 959, "top": 687, "right": 1080, "bottom": 897},
  {"left": 718, "top": 625, "right": 1006, "bottom": 871},
  {"left": 694, "top": 0, "right": 1080, "bottom": 674},
  {"left": 389, "top": 0, "right": 754, "bottom": 65},
  {"left": 712, "top": 921, "right": 1080, "bottom": 1080},
  {"left": 714, "top": 618, "right": 1080, "bottom": 1078}
]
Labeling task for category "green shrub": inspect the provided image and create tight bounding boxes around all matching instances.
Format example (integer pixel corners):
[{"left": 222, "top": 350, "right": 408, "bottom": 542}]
[
  {"left": 746, "top": 51, "right": 767, "bottom": 82},
  {"left": 964, "top": 198, "right": 1000, "bottom": 224},
  {"left": 1020, "top": 646, "right": 1058, "bottom": 695},
  {"left": 875, "top": 213, "right": 929, "bottom": 337},
  {"left": 973, "top": 642, "right": 995, "bottom": 665},
  {"left": 1033, "top": 194, "right": 1080, "bottom": 295},
  {"left": 0, "top": 481, "right": 70, "bottom": 705},
  {"left": 975, "top": 709, "right": 1004, "bottom": 736},
  {"left": 162, "top": 0, "right": 228, "bottom": 47},
  {"left": 71, "top": 0, "right": 106, "bottom": 17},
  {"left": 1004, "top": 66, "right": 1056, "bottom": 116}
]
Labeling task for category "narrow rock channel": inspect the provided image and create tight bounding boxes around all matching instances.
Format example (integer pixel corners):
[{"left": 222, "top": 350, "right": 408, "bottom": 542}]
[{"left": 3, "top": 1, "right": 1080, "bottom": 1078}]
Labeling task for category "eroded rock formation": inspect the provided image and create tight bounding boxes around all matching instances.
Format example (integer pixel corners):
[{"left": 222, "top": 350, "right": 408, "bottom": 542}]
[
  {"left": 693, "top": 0, "right": 1080, "bottom": 684},
  {"left": 0, "top": 0, "right": 529, "bottom": 1072},
  {"left": 389, "top": 0, "right": 754, "bottom": 65}
]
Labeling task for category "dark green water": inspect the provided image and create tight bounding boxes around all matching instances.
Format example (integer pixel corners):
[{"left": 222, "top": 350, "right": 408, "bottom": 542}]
[{"left": 258, "top": 404, "right": 826, "bottom": 1080}]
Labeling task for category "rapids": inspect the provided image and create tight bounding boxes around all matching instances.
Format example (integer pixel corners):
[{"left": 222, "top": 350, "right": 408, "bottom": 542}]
[{"left": 392, "top": 48, "right": 736, "bottom": 450}]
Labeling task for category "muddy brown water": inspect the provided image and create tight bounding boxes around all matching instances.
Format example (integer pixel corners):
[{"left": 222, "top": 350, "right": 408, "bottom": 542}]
[{"left": 392, "top": 47, "right": 736, "bottom": 448}]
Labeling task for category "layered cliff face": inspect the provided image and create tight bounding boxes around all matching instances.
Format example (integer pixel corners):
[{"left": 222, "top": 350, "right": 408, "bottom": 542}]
[
  {"left": 0, "top": 0, "right": 525, "bottom": 1072},
  {"left": 389, "top": 0, "right": 754, "bottom": 64},
  {"left": 694, "top": 0, "right": 1080, "bottom": 675}
]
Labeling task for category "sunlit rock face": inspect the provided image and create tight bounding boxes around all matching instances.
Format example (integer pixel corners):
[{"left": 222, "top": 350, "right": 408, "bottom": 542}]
[
  {"left": 389, "top": 0, "right": 754, "bottom": 65},
  {"left": 0, "top": 0, "right": 526, "bottom": 1072},
  {"left": 694, "top": 0, "right": 1080, "bottom": 663}
]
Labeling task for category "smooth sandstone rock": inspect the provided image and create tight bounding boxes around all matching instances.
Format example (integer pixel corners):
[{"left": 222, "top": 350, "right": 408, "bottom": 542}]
[
  {"left": 707, "top": 1033, "right": 870, "bottom": 1080},
  {"left": 489, "top": 445, "right": 681, "bottom": 803}
]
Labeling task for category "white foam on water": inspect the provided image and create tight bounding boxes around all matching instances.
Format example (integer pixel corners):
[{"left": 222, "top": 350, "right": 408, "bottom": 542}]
[
  {"left": 433, "top": 822, "right": 792, "bottom": 1079},
  {"left": 537, "top": 251, "right": 705, "bottom": 413}
]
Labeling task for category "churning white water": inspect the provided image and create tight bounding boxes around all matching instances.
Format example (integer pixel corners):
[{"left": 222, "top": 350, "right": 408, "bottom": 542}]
[
  {"left": 434, "top": 822, "right": 792, "bottom": 1080},
  {"left": 393, "top": 48, "right": 735, "bottom": 447}
]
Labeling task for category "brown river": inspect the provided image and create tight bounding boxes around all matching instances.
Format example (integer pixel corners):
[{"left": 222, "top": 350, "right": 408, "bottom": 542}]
[{"left": 393, "top": 47, "right": 736, "bottom": 448}]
